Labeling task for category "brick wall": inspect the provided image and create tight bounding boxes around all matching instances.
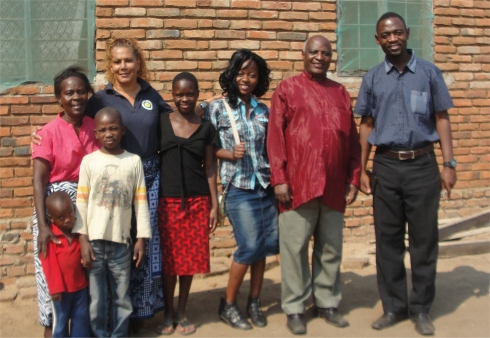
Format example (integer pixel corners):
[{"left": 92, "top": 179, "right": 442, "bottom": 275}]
[{"left": 0, "top": 0, "right": 488, "bottom": 283}]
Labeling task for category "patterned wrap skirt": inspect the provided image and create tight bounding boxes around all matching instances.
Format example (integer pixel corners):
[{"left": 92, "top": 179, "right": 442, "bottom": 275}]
[
  {"left": 32, "top": 181, "right": 78, "bottom": 327},
  {"left": 158, "top": 196, "right": 211, "bottom": 276},
  {"left": 129, "top": 155, "right": 165, "bottom": 318}
]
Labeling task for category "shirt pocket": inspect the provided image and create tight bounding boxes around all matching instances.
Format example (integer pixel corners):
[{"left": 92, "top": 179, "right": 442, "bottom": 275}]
[
  {"left": 411, "top": 90, "right": 429, "bottom": 115},
  {"left": 217, "top": 110, "right": 241, "bottom": 144}
]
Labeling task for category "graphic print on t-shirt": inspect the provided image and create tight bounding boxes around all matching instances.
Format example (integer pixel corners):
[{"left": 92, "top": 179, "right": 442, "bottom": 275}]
[{"left": 91, "top": 164, "right": 132, "bottom": 218}]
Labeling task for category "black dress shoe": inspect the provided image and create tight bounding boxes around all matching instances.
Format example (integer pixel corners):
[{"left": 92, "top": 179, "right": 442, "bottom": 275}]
[
  {"left": 372, "top": 312, "right": 408, "bottom": 330},
  {"left": 219, "top": 297, "right": 253, "bottom": 330},
  {"left": 315, "top": 307, "right": 349, "bottom": 327},
  {"left": 286, "top": 313, "right": 306, "bottom": 335},
  {"left": 247, "top": 296, "right": 267, "bottom": 327},
  {"left": 410, "top": 312, "right": 435, "bottom": 336}
]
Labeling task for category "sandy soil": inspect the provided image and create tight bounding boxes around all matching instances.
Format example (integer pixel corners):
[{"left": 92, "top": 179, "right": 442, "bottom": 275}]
[{"left": 0, "top": 250, "right": 488, "bottom": 338}]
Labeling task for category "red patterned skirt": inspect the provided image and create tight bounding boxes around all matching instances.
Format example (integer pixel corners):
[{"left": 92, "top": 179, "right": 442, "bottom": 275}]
[{"left": 158, "top": 196, "right": 211, "bottom": 275}]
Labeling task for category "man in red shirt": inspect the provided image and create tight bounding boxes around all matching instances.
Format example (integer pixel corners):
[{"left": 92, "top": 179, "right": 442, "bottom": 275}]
[{"left": 267, "top": 35, "right": 361, "bottom": 335}]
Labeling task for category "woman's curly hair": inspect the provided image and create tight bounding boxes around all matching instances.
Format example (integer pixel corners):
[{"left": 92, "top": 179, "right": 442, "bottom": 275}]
[
  {"left": 219, "top": 49, "right": 271, "bottom": 108},
  {"left": 104, "top": 38, "right": 148, "bottom": 83}
]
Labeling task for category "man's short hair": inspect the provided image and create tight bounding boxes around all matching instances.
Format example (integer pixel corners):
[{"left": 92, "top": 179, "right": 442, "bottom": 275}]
[
  {"left": 376, "top": 12, "right": 407, "bottom": 32},
  {"left": 95, "top": 107, "right": 123, "bottom": 126}
]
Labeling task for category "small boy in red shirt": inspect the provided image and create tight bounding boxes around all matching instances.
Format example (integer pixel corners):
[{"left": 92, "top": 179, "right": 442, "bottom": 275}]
[{"left": 40, "top": 191, "right": 89, "bottom": 337}]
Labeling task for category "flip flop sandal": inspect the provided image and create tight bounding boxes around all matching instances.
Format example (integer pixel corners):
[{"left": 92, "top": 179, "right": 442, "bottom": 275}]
[
  {"left": 155, "top": 316, "right": 175, "bottom": 336},
  {"left": 175, "top": 317, "right": 196, "bottom": 336}
]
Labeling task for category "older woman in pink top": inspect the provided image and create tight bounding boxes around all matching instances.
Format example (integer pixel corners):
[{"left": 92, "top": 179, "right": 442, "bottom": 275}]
[{"left": 32, "top": 66, "right": 100, "bottom": 338}]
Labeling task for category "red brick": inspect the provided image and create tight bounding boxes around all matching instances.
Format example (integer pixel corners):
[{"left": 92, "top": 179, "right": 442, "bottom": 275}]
[
  {"left": 0, "top": 256, "right": 15, "bottom": 266},
  {"left": 10, "top": 106, "right": 40, "bottom": 115},
  {"left": 1, "top": 177, "right": 32, "bottom": 187},
  {"left": 198, "top": 19, "right": 213, "bottom": 28},
  {"left": 30, "top": 96, "right": 57, "bottom": 104},
  {"left": 164, "top": 40, "right": 197, "bottom": 50},
  {"left": 185, "top": 8, "right": 216, "bottom": 17},
  {"left": 435, "top": 45, "right": 457, "bottom": 53},
  {"left": 147, "top": 8, "right": 180, "bottom": 17},
  {"left": 96, "top": 0, "right": 129, "bottom": 5},
  {"left": 165, "top": 0, "right": 196, "bottom": 6},
  {"left": 0, "top": 168, "right": 13, "bottom": 178},
  {"left": 96, "top": 7, "right": 112, "bottom": 16},
  {"left": 14, "top": 187, "right": 33, "bottom": 197},
  {"left": 131, "top": 18, "right": 163, "bottom": 28},
  {"left": 460, "top": 8, "right": 485, "bottom": 17},
  {"left": 0, "top": 97, "right": 28, "bottom": 105},
  {"left": 0, "top": 157, "right": 30, "bottom": 167},
  {"left": 292, "top": 2, "right": 321, "bottom": 11},
  {"left": 114, "top": 7, "right": 146, "bottom": 16},
  {"left": 96, "top": 18, "right": 130, "bottom": 28},
  {"left": 458, "top": 46, "right": 481, "bottom": 54},
  {"left": 0, "top": 106, "right": 8, "bottom": 115},
  {"left": 26, "top": 263, "right": 35, "bottom": 275},
  {"left": 434, "top": 17, "right": 453, "bottom": 25},
  {"left": 434, "top": 7, "right": 460, "bottom": 15},
  {"left": 261, "top": 1, "right": 291, "bottom": 10},
  {"left": 184, "top": 51, "right": 217, "bottom": 60},
  {"left": 309, "top": 12, "right": 337, "bottom": 21},
  {"left": 216, "top": 9, "right": 247, "bottom": 17},
  {"left": 0, "top": 208, "right": 14, "bottom": 218},
  {"left": 475, "top": 1, "right": 490, "bottom": 8},
  {"left": 249, "top": 10, "right": 278, "bottom": 19},
  {"left": 9, "top": 86, "right": 40, "bottom": 95},
  {"left": 279, "top": 11, "right": 308, "bottom": 20},
  {"left": 231, "top": 0, "right": 260, "bottom": 9},
  {"left": 14, "top": 168, "right": 32, "bottom": 177},
  {"left": 215, "top": 30, "right": 246, "bottom": 39},
  {"left": 229, "top": 40, "right": 260, "bottom": 49},
  {"left": 0, "top": 117, "right": 29, "bottom": 126},
  {"left": 260, "top": 41, "right": 290, "bottom": 50},
  {"left": 165, "top": 61, "right": 198, "bottom": 70},
  {"left": 212, "top": 20, "right": 230, "bottom": 28},
  {"left": 165, "top": 19, "right": 198, "bottom": 29},
  {"left": 247, "top": 31, "right": 276, "bottom": 40},
  {"left": 7, "top": 265, "right": 26, "bottom": 277},
  {"left": 230, "top": 20, "right": 261, "bottom": 29},
  {"left": 0, "top": 188, "right": 13, "bottom": 198},
  {"left": 293, "top": 22, "right": 319, "bottom": 32},
  {"left": 255, "top": 50, "right": 278, "bottom": 59},
  {"left": 5, "top": 244, "right": 26, "bottom": 255},
  {"left": 0, "top": 127, "right": 11, "bottom": 137},
  {"left": 15, "top": 208, "right": 33, "bottom": 218},
  {"left": 263, "top": 21, "right": 293, "bottom": 30}
]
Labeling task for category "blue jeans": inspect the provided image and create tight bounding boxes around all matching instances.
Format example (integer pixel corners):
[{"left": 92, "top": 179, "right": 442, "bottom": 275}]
[
  {"left": 88, "top": 240, "right": 132, "bottom": 337},
  {"left": 52, "top": 287, "right": 90, "bottom": 337},
  {"left": 225, "top": 185, "right": 279, "bottom": 264}
]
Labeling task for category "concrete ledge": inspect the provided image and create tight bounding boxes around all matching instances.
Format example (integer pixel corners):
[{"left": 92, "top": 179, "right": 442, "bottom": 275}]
[
  {"left": 439, "top": 240, "right": 490, "bottom": 259},
  {"left": 439, "top": 209, "right": 490, "bottom": 241}
]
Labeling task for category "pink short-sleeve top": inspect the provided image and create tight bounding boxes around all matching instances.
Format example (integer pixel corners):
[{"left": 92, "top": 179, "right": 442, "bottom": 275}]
[{"left": 32, "top": 112, "right": 100, "bottom": 183}]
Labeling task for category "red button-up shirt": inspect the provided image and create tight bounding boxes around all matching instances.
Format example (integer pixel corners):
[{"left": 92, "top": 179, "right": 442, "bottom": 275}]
[
  {"left": 32, "top": 112, "right": 100, "bottom": 183},
  {"left": 267, "top": 71, "right": 361, "bottom": 213},
  {"left": 40, "top": 225, "right": 87, "bottom": 295}
]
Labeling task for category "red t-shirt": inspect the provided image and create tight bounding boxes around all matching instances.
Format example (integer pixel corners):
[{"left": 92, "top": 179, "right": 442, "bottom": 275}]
[{"left": 39, "top": 224, "right": 87, "bottom": 294}]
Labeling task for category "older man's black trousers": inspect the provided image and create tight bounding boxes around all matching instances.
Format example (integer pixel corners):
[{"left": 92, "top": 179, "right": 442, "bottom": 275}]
[{"left": 372, "top": 151, "right": 441, "bottom": 314}]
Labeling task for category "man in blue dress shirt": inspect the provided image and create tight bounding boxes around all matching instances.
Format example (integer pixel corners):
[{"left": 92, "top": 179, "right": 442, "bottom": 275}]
[{"left": 355, "top": 12, "right": 457, "bottom": 336}]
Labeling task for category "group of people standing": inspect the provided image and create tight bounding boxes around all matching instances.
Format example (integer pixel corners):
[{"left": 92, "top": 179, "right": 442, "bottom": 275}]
[{"left": 31, "top": 11, "right": 455, "bottom": 337}]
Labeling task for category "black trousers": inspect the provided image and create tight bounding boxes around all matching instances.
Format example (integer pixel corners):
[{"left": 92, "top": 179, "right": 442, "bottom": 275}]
[{"left": 373, "top": 151, "right": 441, "bottom": 314}]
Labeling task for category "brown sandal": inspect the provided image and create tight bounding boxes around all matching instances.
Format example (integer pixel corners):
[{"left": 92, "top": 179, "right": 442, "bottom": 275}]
[{"left": 175, "top": 317, "right": 196, "bottom": 336}]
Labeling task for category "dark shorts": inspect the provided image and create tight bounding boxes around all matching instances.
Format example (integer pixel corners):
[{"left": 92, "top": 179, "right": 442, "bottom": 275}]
[{"left": 225, "top": 185, "right": 279, "bottom": 265}]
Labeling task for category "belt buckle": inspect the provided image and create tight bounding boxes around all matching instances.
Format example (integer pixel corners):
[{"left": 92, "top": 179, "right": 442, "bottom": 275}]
[{"left": 398, "top": 150, "right": 415, "bottom": 160}]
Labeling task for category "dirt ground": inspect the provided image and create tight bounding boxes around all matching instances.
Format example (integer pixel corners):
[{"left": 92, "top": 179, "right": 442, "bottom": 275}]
[{"left": 0, "top": 247, "right": 489, "bottom": 338}]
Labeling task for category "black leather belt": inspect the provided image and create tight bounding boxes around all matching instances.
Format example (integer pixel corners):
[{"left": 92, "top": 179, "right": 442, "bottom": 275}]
[{"left": 376, "top": 144, "right": 434, "bottom": 160}]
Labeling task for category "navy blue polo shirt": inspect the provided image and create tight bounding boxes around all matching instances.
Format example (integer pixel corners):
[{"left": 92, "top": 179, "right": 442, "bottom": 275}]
[
  {"left": 354, "top": 50, "right": 454, "bottom": 150},
  {"left": 86, "top": 79, "right": 172, "bottom": 158}
]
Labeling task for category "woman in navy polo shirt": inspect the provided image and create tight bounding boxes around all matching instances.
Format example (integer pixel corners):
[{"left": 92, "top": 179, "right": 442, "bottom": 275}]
[{"left": 84, "top": 38, "right": 171, "bottom": 330}]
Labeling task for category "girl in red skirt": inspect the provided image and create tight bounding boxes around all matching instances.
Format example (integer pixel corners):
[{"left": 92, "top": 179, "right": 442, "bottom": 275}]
[{"left": 156, "top": 72, "right": 219, "bottom": 335}]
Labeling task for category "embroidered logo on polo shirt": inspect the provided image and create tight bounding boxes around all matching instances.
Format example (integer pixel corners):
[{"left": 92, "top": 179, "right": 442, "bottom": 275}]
[{"left": 142, "top": 100, "right": 153, "bottom": 110}]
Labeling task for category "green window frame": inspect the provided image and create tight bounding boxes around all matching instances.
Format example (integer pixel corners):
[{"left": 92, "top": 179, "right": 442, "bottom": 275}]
[
  {"left": 337, "top": 0, "right": 433, "bottom": 75},
  {"left": 0, "top": 0, "right": 96, "bottom": 92}
]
